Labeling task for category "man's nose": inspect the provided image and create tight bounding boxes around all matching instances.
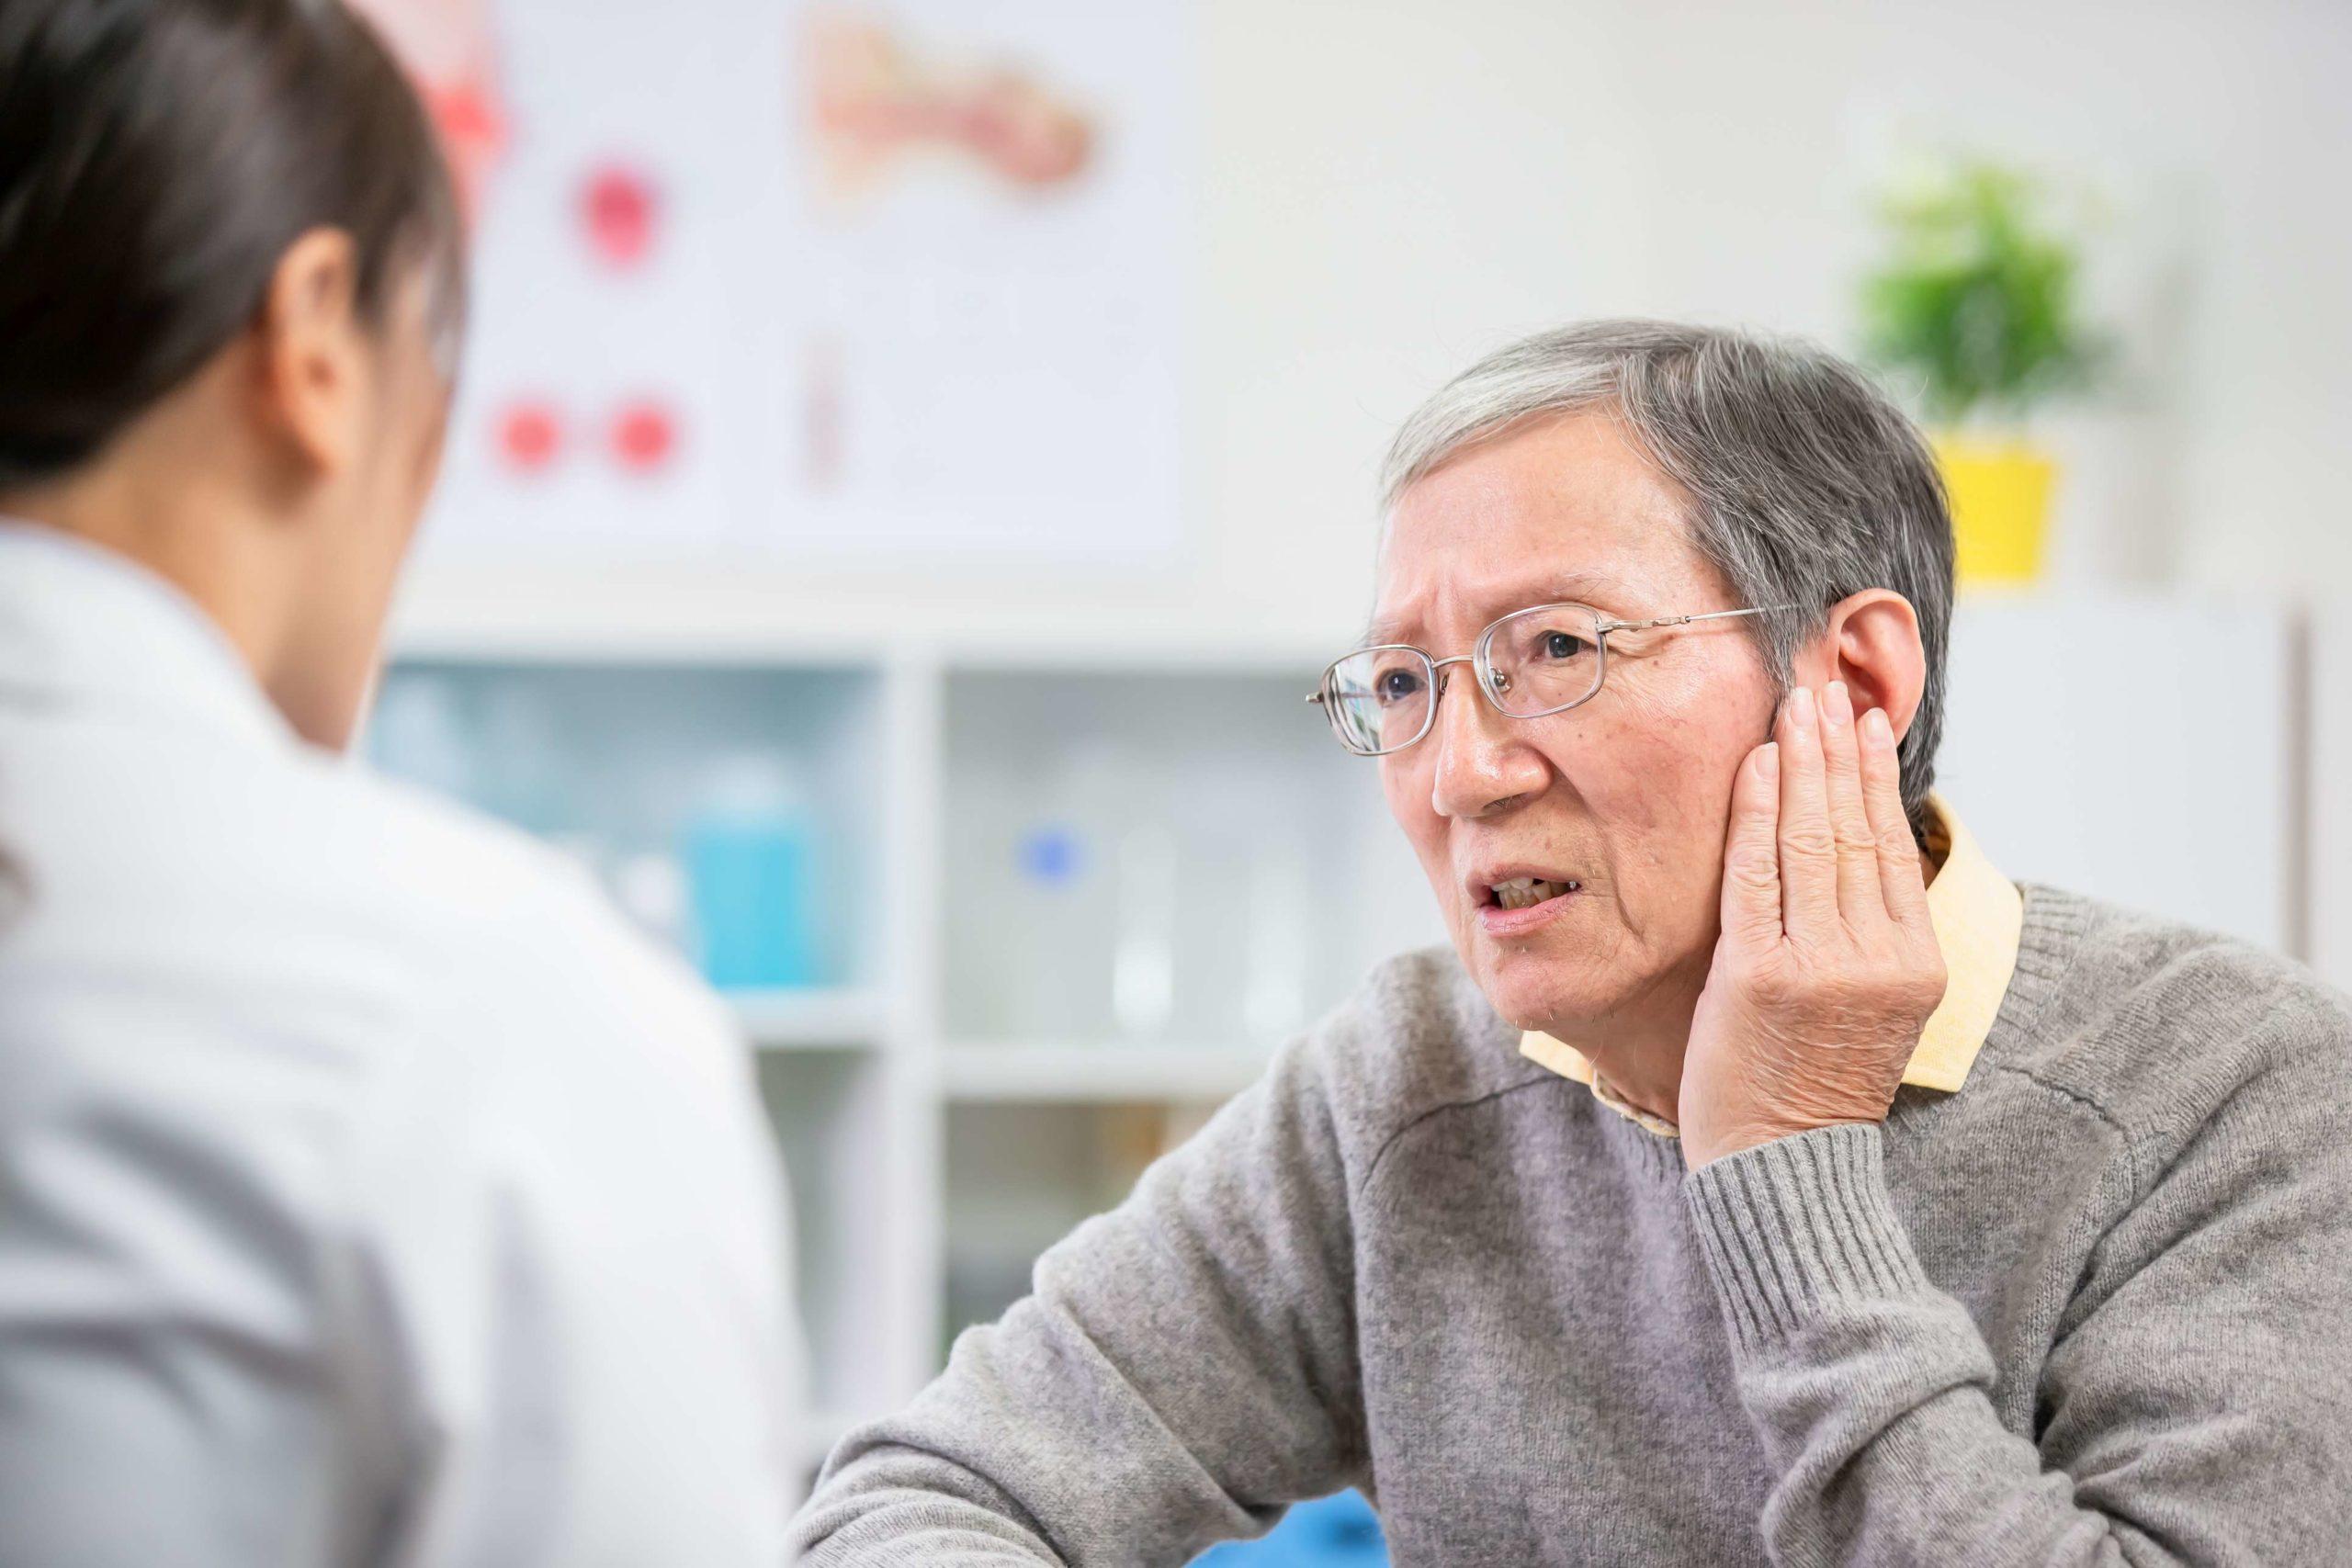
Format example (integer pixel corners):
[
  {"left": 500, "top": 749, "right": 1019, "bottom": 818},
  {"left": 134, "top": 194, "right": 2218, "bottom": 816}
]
[{"left": 1427, "top": 662, "right": 1548, "bottom": 819}]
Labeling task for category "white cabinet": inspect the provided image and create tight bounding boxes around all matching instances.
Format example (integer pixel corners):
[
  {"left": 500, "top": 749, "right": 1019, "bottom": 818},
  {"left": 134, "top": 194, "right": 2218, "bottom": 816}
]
[{"left": 1940, "top": 597, "right": 2297, "bottom": 952}]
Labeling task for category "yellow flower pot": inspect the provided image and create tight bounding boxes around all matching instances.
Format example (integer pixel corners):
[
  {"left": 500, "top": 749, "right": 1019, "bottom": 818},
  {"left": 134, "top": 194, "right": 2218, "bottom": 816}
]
[{"left": 1931, "top": 434, "right": 2057, "bottom": 587}]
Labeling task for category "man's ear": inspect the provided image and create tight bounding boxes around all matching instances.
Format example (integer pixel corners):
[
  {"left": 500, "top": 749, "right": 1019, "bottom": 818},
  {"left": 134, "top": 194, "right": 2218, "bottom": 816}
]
[
  {"left": 249, "top": 228, "right": 367, "bottom": 481},
  {"left": 1794, "top": 590, "right": 1927, "bottom": 742}
]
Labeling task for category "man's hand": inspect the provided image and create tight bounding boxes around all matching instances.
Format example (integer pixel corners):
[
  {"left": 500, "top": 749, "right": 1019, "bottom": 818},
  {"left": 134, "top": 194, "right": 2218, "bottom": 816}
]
[{"left": 1678, "top": 680, "right": 1949, "bottom": 1169}]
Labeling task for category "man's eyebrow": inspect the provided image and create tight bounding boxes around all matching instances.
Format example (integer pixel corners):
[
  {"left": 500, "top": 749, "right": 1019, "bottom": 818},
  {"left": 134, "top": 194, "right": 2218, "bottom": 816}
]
[{"left": 1361, "top": 570, "right": 1635, "bottom": 647}]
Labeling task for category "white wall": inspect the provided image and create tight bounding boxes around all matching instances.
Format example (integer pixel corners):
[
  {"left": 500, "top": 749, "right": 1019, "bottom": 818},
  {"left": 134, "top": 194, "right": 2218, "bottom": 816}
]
[
  {"left": 2314, "top": 606, "right": 2352, "bottom": 988},
  {"left": 397, "top": 0, "right": 2352, "bottom": 649},
  {"left": 1198, "top": 0, "right": 2352, "bottom": 624}
]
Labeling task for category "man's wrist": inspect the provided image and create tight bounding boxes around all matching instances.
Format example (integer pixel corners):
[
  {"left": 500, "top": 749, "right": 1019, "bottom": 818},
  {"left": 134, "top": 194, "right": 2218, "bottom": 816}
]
[
  {"left": 1686, "top": 1111, "right": 1879, "bottom": 1171},
  {"left": 1682, "top": 1122, "right": 1932, "bottom": 1354}
]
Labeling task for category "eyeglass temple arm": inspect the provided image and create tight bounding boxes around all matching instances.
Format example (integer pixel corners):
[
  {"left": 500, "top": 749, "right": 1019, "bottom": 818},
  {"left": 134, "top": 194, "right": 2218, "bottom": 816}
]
[
  {"left": 1309, "top": 605, "right": 1797, "bottom": 702},
  {"left": 1600, "top": 604, "right": 1797, "bottom": 634}
]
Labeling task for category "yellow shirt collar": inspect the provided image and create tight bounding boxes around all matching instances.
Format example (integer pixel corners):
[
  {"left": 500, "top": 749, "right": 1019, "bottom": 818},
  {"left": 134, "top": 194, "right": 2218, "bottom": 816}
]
[{"left": 1518, "top": 794, "right": 2022, "bottom": 1138}]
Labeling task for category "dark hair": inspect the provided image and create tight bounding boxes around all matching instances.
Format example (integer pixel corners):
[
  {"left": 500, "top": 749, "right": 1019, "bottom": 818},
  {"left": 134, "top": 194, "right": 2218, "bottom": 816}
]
[{"left": 0, "top": 0, "right": 466, "bottom": 491}]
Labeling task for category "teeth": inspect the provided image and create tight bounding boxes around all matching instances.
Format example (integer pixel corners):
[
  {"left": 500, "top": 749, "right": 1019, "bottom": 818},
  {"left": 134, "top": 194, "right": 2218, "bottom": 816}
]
[{"left": 1490, "top": 876, "right": 1578, "bottom": 910}]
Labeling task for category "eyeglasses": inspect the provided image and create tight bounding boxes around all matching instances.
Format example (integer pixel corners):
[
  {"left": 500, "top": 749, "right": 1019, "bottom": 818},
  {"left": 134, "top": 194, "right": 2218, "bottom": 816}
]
[{"left": 1308, "top": 601, "right": 1795, "bottom": 757}]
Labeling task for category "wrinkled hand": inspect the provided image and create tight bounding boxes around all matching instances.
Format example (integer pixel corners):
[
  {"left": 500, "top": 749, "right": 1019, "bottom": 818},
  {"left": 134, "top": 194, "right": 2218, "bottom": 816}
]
[{"left": 1679, "top": 681, "right": 1949, "bottom": 1169}]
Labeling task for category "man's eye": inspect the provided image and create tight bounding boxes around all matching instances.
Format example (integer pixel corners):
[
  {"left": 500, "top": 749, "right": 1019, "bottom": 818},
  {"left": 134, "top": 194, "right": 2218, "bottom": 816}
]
[
  {"left": 1537, "top": 631, "right": 1589, "bottom": 660},
  {"left": 1374, "top": 669, "right": 1424, "bottom": 705}
]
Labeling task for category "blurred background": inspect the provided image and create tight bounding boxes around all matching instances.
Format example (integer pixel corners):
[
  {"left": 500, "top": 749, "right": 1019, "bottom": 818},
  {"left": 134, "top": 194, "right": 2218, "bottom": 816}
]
[{"left": 351, "top": 0, "right": 2351, "bottom": 1556}]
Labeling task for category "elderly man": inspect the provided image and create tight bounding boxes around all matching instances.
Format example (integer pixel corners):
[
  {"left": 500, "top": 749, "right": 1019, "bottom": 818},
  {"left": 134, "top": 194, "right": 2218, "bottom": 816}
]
[{"left": 796, "top": 322, "right": 2352, "bottom": 1563}]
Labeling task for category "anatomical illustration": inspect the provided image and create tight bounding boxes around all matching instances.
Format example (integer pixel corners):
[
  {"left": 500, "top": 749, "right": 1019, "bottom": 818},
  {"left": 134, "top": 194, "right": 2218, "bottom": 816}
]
[{"left": 806, "top": 9, "right": 1096, "bottom": 204}]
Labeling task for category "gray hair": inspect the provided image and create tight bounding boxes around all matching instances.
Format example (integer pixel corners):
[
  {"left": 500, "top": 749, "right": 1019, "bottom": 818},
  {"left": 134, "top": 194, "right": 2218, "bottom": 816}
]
[{"left": 1380, "top": 320, "right": 1955, "bottom": 840}]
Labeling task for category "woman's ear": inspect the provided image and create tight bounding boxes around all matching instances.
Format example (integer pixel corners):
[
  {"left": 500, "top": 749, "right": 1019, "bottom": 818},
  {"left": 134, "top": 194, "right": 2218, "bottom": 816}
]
[
  {"left": 1808, "top": 590, "right": 1927, "bottom": 742},
  {"left": 249, "top": 228, "right": 367, "bottom": 480}
]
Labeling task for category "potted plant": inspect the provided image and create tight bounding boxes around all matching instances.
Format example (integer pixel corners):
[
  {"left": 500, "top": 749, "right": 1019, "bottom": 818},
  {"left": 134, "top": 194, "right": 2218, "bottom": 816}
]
[{"left": 1860, "top": 156, "right": 2104, "bottom": 585}]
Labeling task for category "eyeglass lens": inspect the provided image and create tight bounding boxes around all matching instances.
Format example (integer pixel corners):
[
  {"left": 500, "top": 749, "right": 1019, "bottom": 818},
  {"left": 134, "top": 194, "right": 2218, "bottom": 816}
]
[{"left": 1321, "top": 604, "right": 1604, "bottom": 755}]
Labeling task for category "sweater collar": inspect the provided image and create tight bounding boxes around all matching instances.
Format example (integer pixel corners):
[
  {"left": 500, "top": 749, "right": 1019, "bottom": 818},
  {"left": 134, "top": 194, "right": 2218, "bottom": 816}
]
[{"left": 1519, "top": 794, "right": 2023, "bottom": 1139}]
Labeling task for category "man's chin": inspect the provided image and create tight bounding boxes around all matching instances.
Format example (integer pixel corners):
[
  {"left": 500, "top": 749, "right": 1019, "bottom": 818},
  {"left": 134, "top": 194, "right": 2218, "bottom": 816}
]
[{"left": 1464, "top": 942, "right": 1611, "bottom": 1034}]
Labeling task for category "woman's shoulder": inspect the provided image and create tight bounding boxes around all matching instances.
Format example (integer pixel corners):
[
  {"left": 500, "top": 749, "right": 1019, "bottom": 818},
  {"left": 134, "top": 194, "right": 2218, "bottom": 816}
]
[
  {"left": 31, "top": 732, "right": 741, "bottom": 1095},
  {"left": 320, "top": 761, "right": 740, "bottom": 1063}
]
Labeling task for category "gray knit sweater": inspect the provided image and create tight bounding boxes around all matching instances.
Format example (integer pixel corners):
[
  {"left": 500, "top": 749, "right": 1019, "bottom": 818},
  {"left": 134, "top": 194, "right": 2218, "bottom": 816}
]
[{"left": 796, "top": 886, "right": 2352, "bottom": 1565}]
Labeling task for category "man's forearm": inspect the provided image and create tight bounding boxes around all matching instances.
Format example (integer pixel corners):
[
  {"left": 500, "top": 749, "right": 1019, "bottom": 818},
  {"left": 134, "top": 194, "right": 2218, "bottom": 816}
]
[{"left": 795, "top": 1437, "right": 1068, "bottom": 1566}]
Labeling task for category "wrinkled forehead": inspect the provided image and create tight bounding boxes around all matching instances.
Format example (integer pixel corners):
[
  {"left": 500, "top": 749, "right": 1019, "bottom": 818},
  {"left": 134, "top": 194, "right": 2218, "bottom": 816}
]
[{"left": 1368, "top": 410, "right": 1719, "bottom": 647}]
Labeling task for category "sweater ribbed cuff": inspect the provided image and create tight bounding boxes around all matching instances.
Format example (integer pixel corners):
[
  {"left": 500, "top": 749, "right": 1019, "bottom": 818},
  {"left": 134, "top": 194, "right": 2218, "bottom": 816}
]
[{"left": 1682, "top": 1122, "right": 1928, "bottom": 1358}]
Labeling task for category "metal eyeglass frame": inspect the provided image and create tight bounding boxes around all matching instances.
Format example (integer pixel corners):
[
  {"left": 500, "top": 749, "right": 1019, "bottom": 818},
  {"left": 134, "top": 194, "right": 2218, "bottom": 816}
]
[{"left": 1306, "top": 601, "right": 1798, "bottom": 757}]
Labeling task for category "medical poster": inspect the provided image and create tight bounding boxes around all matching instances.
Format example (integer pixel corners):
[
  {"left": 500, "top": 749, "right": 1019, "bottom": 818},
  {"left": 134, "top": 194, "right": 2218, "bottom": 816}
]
[{"left": 352, "top": 0, "right": 1191, "bottom": 565}]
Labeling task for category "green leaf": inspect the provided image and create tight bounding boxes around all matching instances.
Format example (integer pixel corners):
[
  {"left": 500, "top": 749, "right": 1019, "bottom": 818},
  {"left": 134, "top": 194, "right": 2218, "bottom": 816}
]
[{"left": 1857, "top": 154, "right": 2104, "bottom": 423}]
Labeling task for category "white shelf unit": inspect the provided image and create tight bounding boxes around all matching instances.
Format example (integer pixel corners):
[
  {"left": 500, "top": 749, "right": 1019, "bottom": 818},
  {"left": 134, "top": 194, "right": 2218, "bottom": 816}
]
[
  {"left": 375, "top": 592, "right": 2328, "bottom": 1483},
  {"left": 940, "top": 1043, "right": 1278, "bottom": 1103},
  {"left": 729, "top": 988, "right": 889, "bottom": 1049},
  {"left": 370, "top": 635, "right": 1440, "bottom": 1482}
]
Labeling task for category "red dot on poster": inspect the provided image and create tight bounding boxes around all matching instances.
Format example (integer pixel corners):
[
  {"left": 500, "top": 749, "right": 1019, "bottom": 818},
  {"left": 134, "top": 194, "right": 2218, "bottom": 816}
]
[
  {"left": 496, "top": 400, "right": 563, "bottom": 472},
  {"left": 582, "top": 164, "right": 658, "bottom": 268},
  {"left": 610, "top": 400, "right": 677, "bottom": 472}
]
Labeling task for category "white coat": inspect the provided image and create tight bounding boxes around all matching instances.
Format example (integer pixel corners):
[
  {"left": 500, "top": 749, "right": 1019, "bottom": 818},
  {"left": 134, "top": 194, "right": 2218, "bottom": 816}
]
[{"left": 0, "top": 523, "right": 801, "bottom": 1565}]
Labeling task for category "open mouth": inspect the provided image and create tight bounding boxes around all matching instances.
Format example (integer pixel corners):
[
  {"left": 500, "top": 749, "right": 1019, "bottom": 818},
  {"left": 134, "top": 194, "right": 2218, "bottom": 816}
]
[{"left": 1484, "top": 875, "right": 1581, "bottom": 911}]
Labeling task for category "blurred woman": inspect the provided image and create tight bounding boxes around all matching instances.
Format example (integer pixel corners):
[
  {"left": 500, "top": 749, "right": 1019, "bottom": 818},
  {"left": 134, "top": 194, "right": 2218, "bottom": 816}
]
[{"left": 0, "top": 2, "right": 799, "bottom": 1562}]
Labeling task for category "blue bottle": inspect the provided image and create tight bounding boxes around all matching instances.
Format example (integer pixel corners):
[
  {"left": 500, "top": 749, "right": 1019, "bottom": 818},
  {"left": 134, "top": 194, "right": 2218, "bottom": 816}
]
[{"left": 683, "top": 756, "right": 821, "bottom": 990}]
